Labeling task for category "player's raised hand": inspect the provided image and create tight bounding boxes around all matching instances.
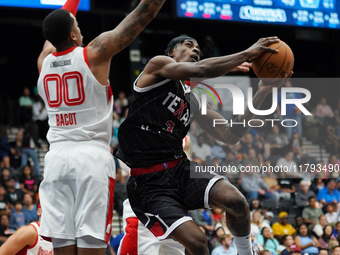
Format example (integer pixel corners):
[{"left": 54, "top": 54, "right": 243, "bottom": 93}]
[{"left": 245, "top": 36, "right": 280, "bottom": 61}]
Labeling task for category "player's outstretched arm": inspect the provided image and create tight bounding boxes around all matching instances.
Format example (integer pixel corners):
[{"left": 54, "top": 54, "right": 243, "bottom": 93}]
[
  {"left": 144, "top": 37, "right": 279, "bottom": 82},
  {"left": 0, "top": 225, "right": 37, "bottom": 255},
  {"left": 87, "top": 0, "right": 166, "bottom": 63},
  {"left": 194, "top": 72, "right": 293, "bottom": 145}
]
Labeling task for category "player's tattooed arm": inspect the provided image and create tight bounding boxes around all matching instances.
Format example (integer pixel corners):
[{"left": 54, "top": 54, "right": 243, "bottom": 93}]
[{"left": 88, "top": 0, "right": 166, "bottom": 61}]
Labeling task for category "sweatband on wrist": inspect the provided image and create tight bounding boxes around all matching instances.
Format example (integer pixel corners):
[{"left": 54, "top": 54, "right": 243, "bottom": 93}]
[
  {"left": 229, "top": 116, "right": 249, "bottom": 138},
  {"left": 62, "top": 0, "right": 80, "bottom": 16}
]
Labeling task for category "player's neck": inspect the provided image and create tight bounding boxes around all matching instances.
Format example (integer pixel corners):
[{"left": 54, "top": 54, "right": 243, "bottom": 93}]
[{"left": 56, "top": 42, "right": 78, "bottom": 53}]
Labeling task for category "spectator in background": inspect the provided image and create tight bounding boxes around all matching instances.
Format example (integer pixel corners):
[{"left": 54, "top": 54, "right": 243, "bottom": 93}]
[
  {"left": 241, "top": 168, "right": 275, "bottom": 200},
  {"left": 303, "top": 108, "right": 323, "bottom": 144},
  {"left": 19, "top": 165, "right": 38, "bottom": 199},
  {"left": 261, "top": 207, "right": 274, "bottom": 226},
  {"left": 0, "top": 126, "right": 10, "bottom": 168},
  {"left": 313, "top": 215, "right": 329, "bottom": 238},
  {"left": 280, "top": 235, "right": 295, "bottom": 255},
  {"left": 192, "top": 134, "right": 211, "bottom": 166},
  {"left": 22, "top": 193, "right": 38, "bottom": 225},
  {"left": 9, "top": 130, "right": 23, "bottom": 171},
  {"left": 325, "top": 203, "right": 338, "bottom": 223},
  {"left": 21, "top": 123, "right": 41, "bottom": 178},
  {"left": 0, "top": 185, "right": 8, "bottom": 215},
  {"left": 296, "top": 180, "right": 316, "bottom": 209},
  {"left": 319, "top": 225, "right": 337, "bottom": 249},
  {"left": 327, "top": 155, "right": 340, "bottom": 173},
  {"left": 317, "top": 179, "right": 339, "bottom": 210},
  {"left": 9, "top": 201, "right": 25, "bottom": 230},
  {"left": 210, "top": 223, "right": 226, "bottom": 249},
  {"left": 324, "top": 124, "right": 340, "bottom": 154},
  {"left": 32, "top": 95, "right": 48, "bottom": 141},
  {"left": 5, "top": 176, "right": 24, "bottom": 209},
  {"left": 19, "top": 87, "right": 34, "bottom": 126},
  {"left": 211, "top": 234, "right": 237, "bottom": 255},
  {"left": 295, "top": 223, "right": 320, "bottom": 255},
  {"left": 311, "top": 177, "right": 325, "bottom": 196},
  {"left": 250, "top": 199, "right": 262, "bottom": 218},
  {"left": 190, "top": 208, "right": 216, "bottom": 238},
  {"left": 291, "top": 247, "right": 302, "bottom": 255},
  {"left": 243, "top": 148, "right": 261, "bottom": 168},
  {"left": 333, "top": 222, "right": 340, "bottom": 238},
  {"left": 0, "top": 214, "right": 15, "bottom": 245},
  {"left": 207, "top": 136, "right": 226, "bottom": 165},
  {"left": 256, "top": 227, "right": 280, "bottom": 255},
  {"left": 0, "top": 168, "right": 11, "bottom": 187},
  {"left": 276, "top": 151, "right": 299, "bottom": 178},
  {"left": 275, "top": 171, "right": 295, "bottom": 202},
  {"left": 318, "top": 248, "right": 329, "bottom": 255},
  {"left": 272, "top": 212, "right": 296, "bottom": 241},
  {"left": 264, "top": 124, "right": 289, "bottom": 158},
  {"left": 294, "top": 215, "right": 304, "bottom": 229},
  {"left": 202, "top": 35, "right": 221, "bottom": 58},
  {"left": 251, "top": 211, "right": 272, "bottom": 238},
  {"left": 276, "top": 81, "right": 303, "bottom": 139},
  {"left": 212, "top": 208, "right": 223, "bottom": 223},
  {"left": 288, "top": 132, "right": 309, "bottom": 159},
  {"left": 302, "top": 196, "right": 323, "bottom": 226},
  {"left": 316, "top": 97, "right": 334, "bottom": 123},
  {"left": 114, "top": 91, "right": 129, "bottom": 117},
  {"left": 240, "top": 133, "right": 263, "bottom": 165}
]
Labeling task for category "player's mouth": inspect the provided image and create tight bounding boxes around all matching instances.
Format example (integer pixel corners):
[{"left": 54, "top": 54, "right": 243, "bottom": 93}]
[{"left": 190, "top": 55, "right": 199, "bottom": 62}]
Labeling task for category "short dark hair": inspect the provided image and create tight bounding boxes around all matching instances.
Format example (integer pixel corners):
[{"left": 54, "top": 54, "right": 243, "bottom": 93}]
[
  {"left": 308, "top": 196, "right": 316, "bottom": 201},
  {"left": 43, "top": 9, "right": 74, "bottom": 47}
]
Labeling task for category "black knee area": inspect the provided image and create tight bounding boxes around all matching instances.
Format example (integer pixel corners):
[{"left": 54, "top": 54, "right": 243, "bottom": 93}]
[{"left": 230, "top": 190, "right": 249, "bottom": 218}]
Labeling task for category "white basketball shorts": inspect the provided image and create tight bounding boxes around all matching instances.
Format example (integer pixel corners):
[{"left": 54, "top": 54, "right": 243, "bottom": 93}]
[{"left": 40, "top": 140, "right": 116, "bottom": 244}]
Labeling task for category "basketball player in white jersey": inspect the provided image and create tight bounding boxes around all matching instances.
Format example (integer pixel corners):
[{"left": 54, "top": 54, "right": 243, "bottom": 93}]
[
  {"left": 36, "top": 0, "right": 167, "bottom": 254},
  {"left": 0, "top": 203, "right": 53, "bottom": 255}
]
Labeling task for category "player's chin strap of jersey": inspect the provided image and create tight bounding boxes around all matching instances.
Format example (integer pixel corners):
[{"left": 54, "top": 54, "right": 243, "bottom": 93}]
[{"left": 62, "top": 0, "right": 80, "bottom": 16}]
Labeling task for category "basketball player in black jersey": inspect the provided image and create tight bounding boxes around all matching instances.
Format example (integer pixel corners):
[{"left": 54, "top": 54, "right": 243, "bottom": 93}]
[{"left": 116, "top": 35, "right": 293, "bottom": 255}]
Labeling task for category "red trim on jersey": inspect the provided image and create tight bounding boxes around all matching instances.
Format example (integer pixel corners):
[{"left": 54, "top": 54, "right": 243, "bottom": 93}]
[
  {"left": 130, "top": 157, "right": 183, "bottom": 176},
  {"left": 120, "top": 217, "right": 139, "bottom": 255},
  {"left": 83, "top": 46, "right": 90, "bottom": 68},
  {"left": 107, "top": 83, "right": 113, "bottom": 102},
  {"left": 52, "top": 46, "right": 77, "bottom": 57},
  {"left": 16, "top": 247, "right": 28, "bottom": 255},
  {"left": 105, "top": 177, "right": 115, "bottom": 244},
  {"left": 27, "top": 223, "right": 39, "bottom": 249}
]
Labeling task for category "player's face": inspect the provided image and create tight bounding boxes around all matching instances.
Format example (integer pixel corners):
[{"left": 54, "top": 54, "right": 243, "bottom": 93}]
[
  {"left": 70, "top": 14, "right": 83, "bottom": 47},
  {"left": 173, "top": 39, "right": 201, "bottom": 63}
]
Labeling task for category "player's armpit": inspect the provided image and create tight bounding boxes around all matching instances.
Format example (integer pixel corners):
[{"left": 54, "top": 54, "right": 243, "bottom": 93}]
[
  {"left": 87, "top": 0, "right": 166, "bottom": 62},
  {"left": 194, "top": 109, "right": 240, "bottom": 145}
]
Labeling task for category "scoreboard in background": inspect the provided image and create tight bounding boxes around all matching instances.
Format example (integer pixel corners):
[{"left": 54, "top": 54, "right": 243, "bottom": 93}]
[
  {"left": 0, "top": 0, "right": 90, "bottom": 11},
  {"left": 176, "top": 0, "right": 340, "bottom": 29}
]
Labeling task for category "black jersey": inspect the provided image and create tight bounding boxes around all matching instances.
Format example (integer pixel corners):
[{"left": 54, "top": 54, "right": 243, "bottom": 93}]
[{"left": 118, "top": 77, "right": 200, "bottom": 168}]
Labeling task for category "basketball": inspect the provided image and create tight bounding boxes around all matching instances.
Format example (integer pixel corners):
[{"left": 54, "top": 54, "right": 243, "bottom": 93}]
[{"left": 252, "top": 40, "right": 294, "bottom": 83}]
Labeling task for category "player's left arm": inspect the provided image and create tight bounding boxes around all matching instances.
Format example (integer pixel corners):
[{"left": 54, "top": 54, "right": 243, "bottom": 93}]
[
  {"left": 195, "top": 73, "right": 293, "bottom": 144},
  {"left": 37, "top": 41, "right": 56, "bottom": 72},
  {"left": 0, "top": 225, "right": 37, "bottom": 255}
]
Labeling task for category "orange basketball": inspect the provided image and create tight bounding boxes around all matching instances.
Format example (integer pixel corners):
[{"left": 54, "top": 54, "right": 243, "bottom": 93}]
[{"left": 252, "top": 40, "right": 294, "bottom": 83}]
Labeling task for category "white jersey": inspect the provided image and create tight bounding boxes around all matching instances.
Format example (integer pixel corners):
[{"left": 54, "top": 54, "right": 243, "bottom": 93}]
[
  {"left": 37, "top": 46, "right": 113, "bottom": 145},
  {"left": 16, "top": 222, "right": 53, "bottom": 255}
]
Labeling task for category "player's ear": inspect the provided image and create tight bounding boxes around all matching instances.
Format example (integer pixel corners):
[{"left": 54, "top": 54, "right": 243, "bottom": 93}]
[
  {"left": 70, "top": 31, "right": 77, "bottom": 42},
  {"left": 168, "top": 49, "right": 174, "bottom": 58}
]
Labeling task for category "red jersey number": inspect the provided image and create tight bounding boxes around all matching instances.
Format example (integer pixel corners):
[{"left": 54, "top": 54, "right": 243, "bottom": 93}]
[
  {"left": 43, "top": 71, "right": 85, "bottom": 108},
  {"left": 166, "top": 121, "right": 175, "bottom": 134}
]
